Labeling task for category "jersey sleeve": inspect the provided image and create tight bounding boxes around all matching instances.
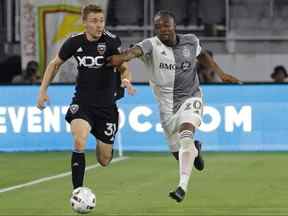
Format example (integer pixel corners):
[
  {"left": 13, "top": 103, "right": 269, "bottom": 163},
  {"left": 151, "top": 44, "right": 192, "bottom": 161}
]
[
  {"left": 113, "top": 36, "right": 122, "bottom": 55},
  {"left": 58, "top": 37, "right": 77, "bottom": 61},
  {"left": 115, "top": 70, "right": 125, "bottom": 101},
  {"left": 135, "top": 38, "right": 153, "bottom": 56},
  {"left": 113, "top": 36, "right": 125, "bottom": 101},
  {"left": 195, "top": 37, "right": 202, "bottom": 57},
  {"left": 185, "top": 34, "right": 202, "bottom": 57}
]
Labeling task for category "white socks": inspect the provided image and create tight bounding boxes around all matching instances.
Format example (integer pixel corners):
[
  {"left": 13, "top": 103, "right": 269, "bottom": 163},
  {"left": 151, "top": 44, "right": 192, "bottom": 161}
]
[{"left": 178, "top": 130, "right": 198, "bottom": 192}]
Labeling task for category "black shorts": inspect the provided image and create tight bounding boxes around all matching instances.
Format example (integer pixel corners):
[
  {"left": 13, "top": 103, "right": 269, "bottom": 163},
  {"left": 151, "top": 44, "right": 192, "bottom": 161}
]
[{"left": 65, "top": 102, "right": 119, "bottom": 144}]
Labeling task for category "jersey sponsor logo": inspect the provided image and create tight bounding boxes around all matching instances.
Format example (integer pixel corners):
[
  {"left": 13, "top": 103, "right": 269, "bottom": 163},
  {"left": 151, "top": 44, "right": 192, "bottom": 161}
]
[
  {"left": 97, "top": 43, "right": 106, "bottom": 55},
  {"left": 69, "top": 104, "right": 79, "bottom": 114},
  {"left": 159, "top": 62, "right": 176, "bottom": 70},
  {"left": 76, "top": 56, "right": 104, "bottom": 68},
  {"left": 159, "top": 62, "right": 192, "bottom": 71}
]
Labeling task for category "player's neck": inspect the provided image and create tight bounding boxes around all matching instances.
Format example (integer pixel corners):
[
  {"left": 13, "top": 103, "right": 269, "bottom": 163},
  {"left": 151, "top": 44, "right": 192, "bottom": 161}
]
[
  {"left": 161, "top": 34, "right": 177, "bottom": 47},
  {"left": 171, "top": 34, "right": 177, "bottom": 46},
  {"left": 170, "top": 35, "right": 177, "bottom": 46},
  {"left": 85, "top": 32, "right": 101, "bottom": 42}
]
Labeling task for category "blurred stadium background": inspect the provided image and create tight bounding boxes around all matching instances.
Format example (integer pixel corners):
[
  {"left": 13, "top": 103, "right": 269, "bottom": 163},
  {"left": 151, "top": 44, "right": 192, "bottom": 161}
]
[{"left": 0, "top": 0, "right": 288, "bottom": 215}]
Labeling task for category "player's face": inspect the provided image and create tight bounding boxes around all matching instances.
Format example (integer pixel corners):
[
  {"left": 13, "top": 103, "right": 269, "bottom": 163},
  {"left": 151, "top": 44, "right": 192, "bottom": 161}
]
[
  {"left": 154, "top": 15, "right": 176, "bottom": 46},
  {"left": 83, "top": 12, "right": 105, "bottom": 40}
]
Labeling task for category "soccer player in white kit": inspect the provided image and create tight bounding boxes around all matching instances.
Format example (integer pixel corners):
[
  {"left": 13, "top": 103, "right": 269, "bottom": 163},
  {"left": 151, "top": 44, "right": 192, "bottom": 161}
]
[{"left": 109, "top": 10, "right": 240, "bottom": 202}]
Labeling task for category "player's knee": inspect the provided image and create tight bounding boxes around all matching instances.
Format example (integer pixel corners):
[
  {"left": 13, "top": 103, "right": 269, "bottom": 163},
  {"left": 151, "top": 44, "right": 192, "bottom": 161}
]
[
  {"left": 97, "top": 156, "right": 112, "bottom": 167},
  {"left": 74, "top": 136, "right": 86, "bottom": 152},
  {"left": 179, "top": 137, "right": 197, "bottom": 153},
  {"left": 97, "top": 152, "right": 112, "bottom": 167},
  {"left": 179, "top": 130, "right": 197, "bottom": 154}
]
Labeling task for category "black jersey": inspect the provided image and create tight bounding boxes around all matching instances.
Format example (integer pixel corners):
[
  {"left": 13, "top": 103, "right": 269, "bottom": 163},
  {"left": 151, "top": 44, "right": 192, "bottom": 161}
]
[{"left": 58, "top": 31, "right": 123, "bottom": 106}]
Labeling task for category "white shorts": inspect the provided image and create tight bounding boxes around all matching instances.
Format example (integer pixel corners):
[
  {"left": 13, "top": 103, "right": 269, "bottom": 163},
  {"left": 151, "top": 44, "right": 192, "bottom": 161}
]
[{"left": 161, "top": 97, "right": 203, "bottom": 152}]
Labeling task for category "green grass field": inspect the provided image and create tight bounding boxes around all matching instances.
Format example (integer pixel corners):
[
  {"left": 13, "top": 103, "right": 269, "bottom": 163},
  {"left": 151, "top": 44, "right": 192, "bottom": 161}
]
[{"left": 0, "top": 151, "right": 288, "bottom": 216}]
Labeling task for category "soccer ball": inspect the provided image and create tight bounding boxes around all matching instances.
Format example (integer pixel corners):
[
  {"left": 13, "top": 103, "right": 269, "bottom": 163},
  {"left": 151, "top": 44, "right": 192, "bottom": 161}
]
[{"left": 70, "top": 187, "right": 96, "bottom": 214}]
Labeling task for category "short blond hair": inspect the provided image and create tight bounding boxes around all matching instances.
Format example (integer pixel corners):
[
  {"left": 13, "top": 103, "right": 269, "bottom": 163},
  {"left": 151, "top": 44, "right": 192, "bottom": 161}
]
[{"left": 82, "top": 4, "right": 103, "bottom": 20}]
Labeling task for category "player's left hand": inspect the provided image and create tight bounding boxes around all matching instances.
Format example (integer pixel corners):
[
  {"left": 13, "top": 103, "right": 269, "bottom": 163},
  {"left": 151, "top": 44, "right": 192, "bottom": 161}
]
[
  {"left": 221, "top": 73, "right": 242, "bottom": 84},
  {"left": 121, "top": 79, "right": 136, "bottom": 95}
]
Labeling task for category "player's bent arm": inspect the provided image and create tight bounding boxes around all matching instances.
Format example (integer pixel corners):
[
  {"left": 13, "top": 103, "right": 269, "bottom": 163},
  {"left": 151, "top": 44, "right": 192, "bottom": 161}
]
[
  {"left": 197, "top": 51, "right": 224, "bottom": 77},
  {"left": 197, "top": 51, "right": 241, "bottom": 83}
]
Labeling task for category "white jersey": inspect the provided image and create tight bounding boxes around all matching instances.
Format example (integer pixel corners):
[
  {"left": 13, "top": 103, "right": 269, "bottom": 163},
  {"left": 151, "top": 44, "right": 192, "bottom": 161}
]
[{"left": 136, "top": 34, "right": 202, "bottom": 126}]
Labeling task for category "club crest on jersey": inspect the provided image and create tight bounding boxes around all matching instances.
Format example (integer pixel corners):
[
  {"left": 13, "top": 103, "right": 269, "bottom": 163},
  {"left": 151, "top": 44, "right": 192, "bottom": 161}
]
[
  {"left": 182, "top": 46, "right": 191, "bottom": 58},
  {"left": 97, "top": 43, "right": 106, "bottom": 55},
  {"left": 70, "top": 104, "right": 79, "bottom": 114},
  {"left": 182, "top": 61, "right": 191, "bottom": 71},
  {"left": 193, "top": 100, "right": 202, "bottom": 109}
]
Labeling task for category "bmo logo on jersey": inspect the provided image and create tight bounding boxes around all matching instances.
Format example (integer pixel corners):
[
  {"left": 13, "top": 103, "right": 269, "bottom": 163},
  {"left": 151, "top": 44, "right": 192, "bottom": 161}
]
[
  {"left": 77, "top": 56, "right": 104, "bottom": 68},
  {"left": 159, "top": 62, "right": 176, "bottom": 70}
]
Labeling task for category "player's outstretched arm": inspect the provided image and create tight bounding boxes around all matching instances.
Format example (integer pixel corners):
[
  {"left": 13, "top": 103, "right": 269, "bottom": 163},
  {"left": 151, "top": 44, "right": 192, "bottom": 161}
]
[
  {"left": 197, "top": 51, "right": 241, "bottom": 84},
  {"left": 119, "top": 62, "right": 136, "bottom": 95},
  {"left": 108, "top": 46, "right": 143, "bottom": 67},
  {"left": 37, "top": 55, "right": 64, "bottom": 109}
]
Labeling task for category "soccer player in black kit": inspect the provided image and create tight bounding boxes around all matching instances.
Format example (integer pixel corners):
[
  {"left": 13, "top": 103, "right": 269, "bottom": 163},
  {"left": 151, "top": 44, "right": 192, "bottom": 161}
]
[{"left": 37, "top": 5, "right": 135, "bottom": 190}]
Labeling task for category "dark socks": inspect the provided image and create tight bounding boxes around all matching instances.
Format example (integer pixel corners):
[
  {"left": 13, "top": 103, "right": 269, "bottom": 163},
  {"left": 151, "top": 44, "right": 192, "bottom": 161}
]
[
  {"left": 71, "top": 151, "right": 85, "bottom": 189},
  {"left": 172, "top": 151, "right": 179, "bottom": 161}
]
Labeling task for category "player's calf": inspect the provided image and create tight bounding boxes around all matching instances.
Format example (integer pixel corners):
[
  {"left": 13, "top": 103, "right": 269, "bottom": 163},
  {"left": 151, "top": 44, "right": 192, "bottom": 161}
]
[
  {"left": 96, "top": 143, "right": 113, "bottom": 167},
  {"left": 71, "top": 150, "right": 86, "bottom": 189},
  {"left": 174, "top": 130, "right": 198, "bottom": 195},
  {"left": 70, "top": 119, "right": 91, "bottom": 189},
  {"left": 97, "top": 155, "right": 112, "bottom": 167},
  {"left": 71, "top": 134, "right": 88, "bottom": 189},
  {"left": 193, "top": 140, "right": 204, "bottom": 171},
  {"left": 171, "top": 139, "right": 204, "bottom": 166}
]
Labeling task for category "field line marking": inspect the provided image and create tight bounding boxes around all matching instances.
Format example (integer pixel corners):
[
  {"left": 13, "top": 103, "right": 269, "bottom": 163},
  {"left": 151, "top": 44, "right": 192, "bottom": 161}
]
[{"left": 0, "top": 156, "right": 128, "bottom": 193}]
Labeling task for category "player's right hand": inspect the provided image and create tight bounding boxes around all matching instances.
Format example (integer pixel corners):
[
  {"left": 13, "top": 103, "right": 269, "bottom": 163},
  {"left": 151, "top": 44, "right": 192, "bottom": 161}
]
[
  {"left": 107, "top": 55, "right": 124, "bottom": 67},
  {"left": 121, "top": 79, "right": 136, "bottom": 96},
  {"left": 37, "top": 92, "right": 49, "bottom": 110}
]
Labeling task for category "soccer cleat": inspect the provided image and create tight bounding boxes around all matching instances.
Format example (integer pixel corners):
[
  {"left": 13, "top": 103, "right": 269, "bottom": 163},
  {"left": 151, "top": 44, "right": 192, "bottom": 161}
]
[
  {"left": 169, "top": 186, "right": 186, "bottom": 203},
  {"left": 194, "top": 140, "right": 204, "bottom": 171}
]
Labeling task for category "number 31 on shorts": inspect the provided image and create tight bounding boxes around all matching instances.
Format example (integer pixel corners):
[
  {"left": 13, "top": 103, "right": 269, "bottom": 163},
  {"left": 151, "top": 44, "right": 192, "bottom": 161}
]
[{"left": 104, "top": 123, "right": 117, "bottom": 141}]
